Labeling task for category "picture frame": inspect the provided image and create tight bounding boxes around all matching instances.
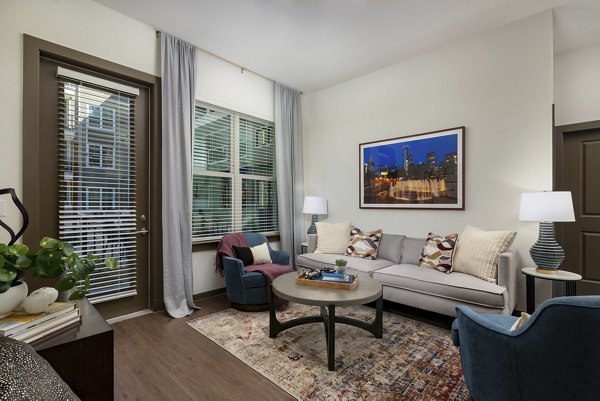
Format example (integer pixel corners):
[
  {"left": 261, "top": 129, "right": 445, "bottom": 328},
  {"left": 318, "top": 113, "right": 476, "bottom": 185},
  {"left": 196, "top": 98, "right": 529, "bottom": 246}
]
[{"left": 359, "top": 126, "right": 465, "bottom": 210}]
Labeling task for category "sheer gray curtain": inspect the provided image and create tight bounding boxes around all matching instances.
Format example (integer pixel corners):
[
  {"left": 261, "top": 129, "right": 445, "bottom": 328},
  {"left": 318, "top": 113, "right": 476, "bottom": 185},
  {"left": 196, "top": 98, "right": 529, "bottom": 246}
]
[
  {"left": 160, "top": 32, "right": 197, "bottom": 317},
  {"left": 274, "top": 83, "right": 304, "bottom": 264}
]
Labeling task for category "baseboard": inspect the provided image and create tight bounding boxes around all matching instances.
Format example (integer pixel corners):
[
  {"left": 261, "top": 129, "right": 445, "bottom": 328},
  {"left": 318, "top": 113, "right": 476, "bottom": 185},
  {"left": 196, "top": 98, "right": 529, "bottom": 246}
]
[
  {"left": 193, "top": 288, "right": 226, "bottom": 301},
  {"left": 107, "top": 309, "right": 154, "bottom": 324}
]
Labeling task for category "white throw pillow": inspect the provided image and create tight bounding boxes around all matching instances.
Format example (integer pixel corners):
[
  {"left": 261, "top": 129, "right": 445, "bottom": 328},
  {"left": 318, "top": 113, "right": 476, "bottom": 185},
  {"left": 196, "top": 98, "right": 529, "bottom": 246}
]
[
  {"left": 453, "top": 225, "right": 517, "bottom": 282},
  {"left": 250, "top": 243, "right": 272, "bottom": 265},
  {"left": 510, "top": 312, "right": 531, "bottom": 331},
  {"left": 315, "top": 222, "right": 352, "bottom": 254}
]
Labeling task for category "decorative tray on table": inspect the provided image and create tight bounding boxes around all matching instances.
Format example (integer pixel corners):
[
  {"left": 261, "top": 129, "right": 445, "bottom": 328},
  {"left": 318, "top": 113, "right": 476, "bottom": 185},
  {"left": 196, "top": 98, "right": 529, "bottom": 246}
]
[{"left": 295, "top": 270, "right": 359, "bottom": 290}]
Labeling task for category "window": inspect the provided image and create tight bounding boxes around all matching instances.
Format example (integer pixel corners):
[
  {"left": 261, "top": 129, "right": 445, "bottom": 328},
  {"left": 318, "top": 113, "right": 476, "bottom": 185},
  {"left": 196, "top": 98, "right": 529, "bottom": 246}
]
[
  {"left": 58, "top": 69, "right": 139, "bottom": 303},
  {"left": 192, "top": 103, "right": 278, "bottom": 241}
]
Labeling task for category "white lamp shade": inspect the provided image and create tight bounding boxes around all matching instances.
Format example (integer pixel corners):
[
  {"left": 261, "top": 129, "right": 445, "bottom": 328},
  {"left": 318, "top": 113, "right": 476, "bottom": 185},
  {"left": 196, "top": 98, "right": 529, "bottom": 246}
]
[
  {"left": 519, "top": 191, "right": 575, "bottom": 222},
  {"left": 303, "top": 196, "right": 328, "bottom": 215}
]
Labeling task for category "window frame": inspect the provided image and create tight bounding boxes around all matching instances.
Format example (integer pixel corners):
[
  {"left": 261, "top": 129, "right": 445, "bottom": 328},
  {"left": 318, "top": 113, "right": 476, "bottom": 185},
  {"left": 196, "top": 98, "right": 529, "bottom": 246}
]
[{"left": 192, "top": 101, "right": 278, "bottom": 243}]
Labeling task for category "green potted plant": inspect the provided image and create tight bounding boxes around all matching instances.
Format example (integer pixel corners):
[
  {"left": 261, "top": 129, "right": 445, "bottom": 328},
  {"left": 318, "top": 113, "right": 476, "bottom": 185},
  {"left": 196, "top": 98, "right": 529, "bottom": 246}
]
[
  {"left": 335, "top": 259, "right": 348, "bottom": 273},
  {"left": 0, "top": 237, "right": 117, "bottom": 317}
]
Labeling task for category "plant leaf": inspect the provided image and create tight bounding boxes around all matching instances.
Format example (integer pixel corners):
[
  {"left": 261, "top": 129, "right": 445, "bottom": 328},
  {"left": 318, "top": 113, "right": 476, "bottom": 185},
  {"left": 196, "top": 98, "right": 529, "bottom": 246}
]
[
  {"left": 36, "top": 252, "right": 63, "bottom": 278},
  {"left": 0, "top": 281, "right": 11, "bottom": 294},
  {"left": 61, "top": 242, "right": 75, "bottom": 256},
  {"left": 105, "top": 258, "right": 118, "bottom": 270},
  {"left": 40, "top": 237, "right": 61, "bottom": 249},
  {"left": 0, "top": 244, "right": 7, "bottom": 253},
  {"left": 0, "top": 255, "right": 4, "bottom": 269},
  {"left": 9, "top": 244, "right": 29, "bottom": 256},
  {"left": 55, "top": 276, "right": 77, "bottom": 292},
  {"left": 0, "top": 267, "right": 17, "bottom": 283},
  {"left": 84, "top": 277, "right": 90, "bottom": 291},
  {"left": 68, "top": 290, "right": 86, "bottom": 301},
  {"left": 0, "top": 267, "right": 17, "bottom": 282},
  {"left": 15, "top": 255, "right": 32, "bottom": 269}
]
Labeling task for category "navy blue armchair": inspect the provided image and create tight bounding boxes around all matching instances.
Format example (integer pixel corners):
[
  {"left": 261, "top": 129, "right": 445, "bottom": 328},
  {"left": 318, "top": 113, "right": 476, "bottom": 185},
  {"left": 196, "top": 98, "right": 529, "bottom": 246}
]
[
  {"left": 221, "top": 232, "right": 290, "bottom": 311},
  {"left": 452, "top": 296, "right": 600, "bottom": 401}
]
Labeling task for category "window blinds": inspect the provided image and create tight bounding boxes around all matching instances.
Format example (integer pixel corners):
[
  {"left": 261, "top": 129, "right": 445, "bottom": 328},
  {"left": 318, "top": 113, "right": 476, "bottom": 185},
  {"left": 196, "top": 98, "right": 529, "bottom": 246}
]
[
  {"left": 192, "top": 103, "right": 278, "bottom": 241},
  {"left": 58, "top": 68, "right": 138, "bottom": 303}
]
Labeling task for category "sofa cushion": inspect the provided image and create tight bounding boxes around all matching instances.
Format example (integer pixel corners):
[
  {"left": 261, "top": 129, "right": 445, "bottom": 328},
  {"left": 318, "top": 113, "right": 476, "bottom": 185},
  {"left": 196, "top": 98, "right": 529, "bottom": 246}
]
[
  {"left": 419, "top": 232, "right": 459, "bottom": 273},
  {"left": 315, "top": 222, "right": 352, "bottom": 254},
  {"left": 453, "top": 225, "right": 517, "bottom": 283},
  {"left": 297, "top": 253, "right": 394, "bottom": 276},
  {"left": 377, "top": 234, "right": 406, "bottom": 263},
  {"left": 345, "top": 228, "right": 382, "bottom": 259},
  {"left": 401, "top": 237, "right": 427, "bottom": 265},
  {"left": 372, "top": 264, "right": 506, "bottom": 308}
]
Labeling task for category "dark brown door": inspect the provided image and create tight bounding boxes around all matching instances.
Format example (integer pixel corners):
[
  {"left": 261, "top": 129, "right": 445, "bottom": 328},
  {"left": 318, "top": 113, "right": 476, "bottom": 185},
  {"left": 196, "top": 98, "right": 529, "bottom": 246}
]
[
  {"left": 556, "top": 122, "right": 600, "bottom": 295},
  {"left": 36, "top": 56, "right": 150, "bottom": 318}
]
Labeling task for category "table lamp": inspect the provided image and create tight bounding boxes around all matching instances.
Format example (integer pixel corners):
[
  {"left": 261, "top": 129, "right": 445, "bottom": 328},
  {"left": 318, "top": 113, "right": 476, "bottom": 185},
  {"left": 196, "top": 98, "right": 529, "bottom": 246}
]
[
  {"left": 303, "top": 196, "right": 327, "bottom": 235},
  {"left": 519, "top": 191, "right": 575, "bottom": 274}
]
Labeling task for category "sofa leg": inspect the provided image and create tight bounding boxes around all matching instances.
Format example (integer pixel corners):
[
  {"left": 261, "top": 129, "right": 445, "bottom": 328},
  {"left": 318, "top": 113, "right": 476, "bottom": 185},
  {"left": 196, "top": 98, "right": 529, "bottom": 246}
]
[{"left": 231, "top": 302, "right": 269, "bottom": 312}]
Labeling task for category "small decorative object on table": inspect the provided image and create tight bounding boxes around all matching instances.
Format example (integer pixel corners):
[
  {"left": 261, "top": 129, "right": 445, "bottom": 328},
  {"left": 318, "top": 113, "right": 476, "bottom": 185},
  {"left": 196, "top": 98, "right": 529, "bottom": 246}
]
[
  {"left": 296, "top": 269, "right": 358, "bottom": 290},
  {"left": 335, "top": 259, "right": 347, "bottom": 273}
]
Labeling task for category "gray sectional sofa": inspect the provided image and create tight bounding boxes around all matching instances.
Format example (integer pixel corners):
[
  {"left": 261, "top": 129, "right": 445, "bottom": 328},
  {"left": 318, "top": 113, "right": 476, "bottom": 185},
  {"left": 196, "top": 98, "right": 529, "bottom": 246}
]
[{"left": 296, "top": 233, "right": 519, "bottom": 317}]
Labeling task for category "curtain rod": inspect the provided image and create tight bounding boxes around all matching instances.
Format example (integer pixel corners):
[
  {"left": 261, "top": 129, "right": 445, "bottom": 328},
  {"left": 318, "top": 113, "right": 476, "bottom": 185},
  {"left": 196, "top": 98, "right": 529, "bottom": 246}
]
[{"left": 156, "top": 28, "right": 303, "bottom": 94}]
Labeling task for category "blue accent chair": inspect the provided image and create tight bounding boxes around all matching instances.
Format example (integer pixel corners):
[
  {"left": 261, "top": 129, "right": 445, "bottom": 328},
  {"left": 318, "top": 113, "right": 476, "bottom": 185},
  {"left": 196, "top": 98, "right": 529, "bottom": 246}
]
[
  {"left": 222, "top": 232, "right": 290, "bottom": 311},
  {"left": 451, "top": 296, "right": 600, "bottom": 401}
]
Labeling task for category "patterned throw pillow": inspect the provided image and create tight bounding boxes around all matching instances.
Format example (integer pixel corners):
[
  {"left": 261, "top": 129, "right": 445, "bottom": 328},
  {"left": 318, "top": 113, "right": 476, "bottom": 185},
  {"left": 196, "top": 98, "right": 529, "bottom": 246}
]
[
  {"left": 345, "top": 228, "right": 383, "bottom": 259},
  {"left": 0, "top": 336, "right": 80, "bottom": 401},
  {"left": 419, "top": 232, "right": 459, "bottom": 273}
]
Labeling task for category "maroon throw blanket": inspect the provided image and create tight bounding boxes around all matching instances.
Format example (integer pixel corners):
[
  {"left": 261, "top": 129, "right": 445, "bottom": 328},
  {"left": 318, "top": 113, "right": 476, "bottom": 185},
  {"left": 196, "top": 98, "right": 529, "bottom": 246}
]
[
  {"left": 245, "top": 263, "right": 293, "bottom": 282},
  {"left": 215, "top": 232, "right": 247, "bottom": 276}
]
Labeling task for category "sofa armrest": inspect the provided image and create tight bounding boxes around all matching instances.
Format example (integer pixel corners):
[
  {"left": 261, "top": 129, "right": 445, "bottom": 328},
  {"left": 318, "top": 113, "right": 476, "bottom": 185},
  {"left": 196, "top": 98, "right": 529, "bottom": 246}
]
[
  {"left": 270, "top": 249, "right": 290, "bottom": 265},
  {"left": 307, "top": 234, "right": 318, "bottom": 253},
  {"left": 497, "top": 249, "right": 519, "bottom": 314}
]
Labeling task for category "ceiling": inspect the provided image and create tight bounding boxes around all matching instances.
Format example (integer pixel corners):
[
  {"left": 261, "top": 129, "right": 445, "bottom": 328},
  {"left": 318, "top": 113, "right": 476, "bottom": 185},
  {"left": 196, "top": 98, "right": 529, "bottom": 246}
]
[
  {"left": 94, "top": 0, "right": 596, "bottom": 92},
  {"left": 554, "top": 0, "right": 600, "bottom": 53}
]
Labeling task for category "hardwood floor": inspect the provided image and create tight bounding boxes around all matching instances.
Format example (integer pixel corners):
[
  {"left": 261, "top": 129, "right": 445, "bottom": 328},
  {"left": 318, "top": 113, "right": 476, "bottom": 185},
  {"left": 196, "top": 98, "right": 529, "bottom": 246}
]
[
  {"left": 112, "top": 294, "right": 294, "bottom": 401},
  {"left": 113, "top": 294, "right": 454, "bottom": 401}
]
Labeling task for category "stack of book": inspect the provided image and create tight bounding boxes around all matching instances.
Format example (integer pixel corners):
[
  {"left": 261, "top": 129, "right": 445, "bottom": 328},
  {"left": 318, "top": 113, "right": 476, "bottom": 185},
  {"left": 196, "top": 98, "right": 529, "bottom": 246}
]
[{"left": 0, "top": 302, "right": 81, "bottom": 344}]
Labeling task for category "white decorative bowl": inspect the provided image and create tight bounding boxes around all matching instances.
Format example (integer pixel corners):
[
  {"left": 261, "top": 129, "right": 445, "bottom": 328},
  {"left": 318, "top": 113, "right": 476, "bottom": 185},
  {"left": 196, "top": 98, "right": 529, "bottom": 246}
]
[{"left": 0, "top": 281, "right": 28, "bottom": 318}]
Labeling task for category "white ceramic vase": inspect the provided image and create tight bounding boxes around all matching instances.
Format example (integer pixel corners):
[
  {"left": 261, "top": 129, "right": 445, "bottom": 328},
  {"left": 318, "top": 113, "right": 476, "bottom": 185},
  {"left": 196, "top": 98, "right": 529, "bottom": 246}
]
[{"left": 0, "top": 281, "right": 28, "bottom": 318}]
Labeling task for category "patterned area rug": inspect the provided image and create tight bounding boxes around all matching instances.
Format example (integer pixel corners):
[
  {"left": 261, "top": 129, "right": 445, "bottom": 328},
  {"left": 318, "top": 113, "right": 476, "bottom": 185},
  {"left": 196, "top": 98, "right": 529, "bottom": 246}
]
[{"left": 188, "top": 303, "right": 470, "bottom": 401}]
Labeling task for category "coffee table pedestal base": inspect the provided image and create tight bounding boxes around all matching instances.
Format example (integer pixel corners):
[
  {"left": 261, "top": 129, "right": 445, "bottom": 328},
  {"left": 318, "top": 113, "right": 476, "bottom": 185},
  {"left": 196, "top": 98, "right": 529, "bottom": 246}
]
[{"left": 269, "top": 288, "right": 383, "bottom": 371}]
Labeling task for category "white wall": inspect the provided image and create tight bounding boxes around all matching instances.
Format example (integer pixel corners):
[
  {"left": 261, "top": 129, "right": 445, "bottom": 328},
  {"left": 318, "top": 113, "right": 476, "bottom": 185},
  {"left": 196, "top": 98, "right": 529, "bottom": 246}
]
[
  {"left": 302, "top": 11, "right": 555, "bottom": 310},
  {"left": 0, "top": 0, "right": 158, "bottom": 244},
  {"left": 1, "top": 0, "right": 274, "bottom": 296},
  {"left": 554, "top": 42, "right": 600, "bottom": 125}
]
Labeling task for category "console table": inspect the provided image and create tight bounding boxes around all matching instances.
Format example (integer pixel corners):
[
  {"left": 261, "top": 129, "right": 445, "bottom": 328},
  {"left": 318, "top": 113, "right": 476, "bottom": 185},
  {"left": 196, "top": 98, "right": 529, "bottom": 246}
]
[{"left": 34, "top": 299, "right": 113, "bottom": 401}]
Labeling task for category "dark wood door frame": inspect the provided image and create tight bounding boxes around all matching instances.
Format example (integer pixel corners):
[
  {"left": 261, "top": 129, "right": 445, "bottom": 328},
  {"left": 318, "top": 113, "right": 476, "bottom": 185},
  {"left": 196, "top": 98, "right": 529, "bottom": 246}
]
[
  {"left": 553, "top": 119, "right": 600, "bottom": 232},
  {"left": 23, "top": 35, "right": 164, "bottom": 312}
]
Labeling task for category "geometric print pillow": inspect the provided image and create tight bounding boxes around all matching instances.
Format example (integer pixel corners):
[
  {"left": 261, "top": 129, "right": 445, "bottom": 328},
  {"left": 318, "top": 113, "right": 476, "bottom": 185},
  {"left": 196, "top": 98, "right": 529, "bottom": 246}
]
[
  {"left": 418, "top": 232, "right": 459, "bottom": 273},
  {"left": 345, "top": 228, "right": 383, "bottom": 260}
]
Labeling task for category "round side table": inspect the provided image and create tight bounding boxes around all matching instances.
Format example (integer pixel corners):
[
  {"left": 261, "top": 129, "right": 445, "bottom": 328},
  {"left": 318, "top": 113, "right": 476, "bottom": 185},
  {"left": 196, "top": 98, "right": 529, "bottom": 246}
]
[{"left": 521, "top": 267, "right": 582, "bottom": 314}]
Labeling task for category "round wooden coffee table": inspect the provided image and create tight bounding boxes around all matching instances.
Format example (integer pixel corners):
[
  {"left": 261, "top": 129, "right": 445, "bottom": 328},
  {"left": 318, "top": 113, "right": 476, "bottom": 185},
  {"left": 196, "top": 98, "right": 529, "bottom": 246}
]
[{"left": 269, "top": 272, "right": 383, "bottom": 371}]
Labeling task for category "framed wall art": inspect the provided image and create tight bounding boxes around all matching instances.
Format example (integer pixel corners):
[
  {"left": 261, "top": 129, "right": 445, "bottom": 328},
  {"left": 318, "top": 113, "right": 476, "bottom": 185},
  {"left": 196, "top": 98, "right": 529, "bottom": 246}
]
[{"left": 359, "top": 126, "right": 465, "bottom": 210}]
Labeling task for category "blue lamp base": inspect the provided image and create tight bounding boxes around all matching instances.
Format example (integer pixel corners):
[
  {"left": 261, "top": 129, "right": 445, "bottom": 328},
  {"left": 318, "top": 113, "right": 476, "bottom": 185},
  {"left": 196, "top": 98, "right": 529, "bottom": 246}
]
[
  {"left": 530, "top": 221, "right": 565, "bottom": 274},
  {"left": 307, "top": 214, "right": 318, "bottom": 235}
]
